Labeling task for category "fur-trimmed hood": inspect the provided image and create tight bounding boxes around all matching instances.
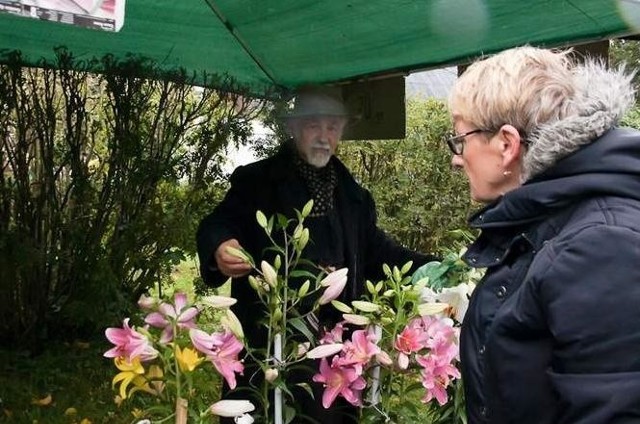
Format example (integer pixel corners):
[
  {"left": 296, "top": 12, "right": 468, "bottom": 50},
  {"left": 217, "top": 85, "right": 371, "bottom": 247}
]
[{"left": 522, "top": 61, "right": 636, "bottom": 181}]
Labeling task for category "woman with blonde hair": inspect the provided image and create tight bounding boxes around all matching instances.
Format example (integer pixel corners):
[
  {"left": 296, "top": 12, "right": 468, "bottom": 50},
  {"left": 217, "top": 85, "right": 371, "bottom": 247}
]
[{"left": 447, "top": 46, "right": 640, "bottom": 423}]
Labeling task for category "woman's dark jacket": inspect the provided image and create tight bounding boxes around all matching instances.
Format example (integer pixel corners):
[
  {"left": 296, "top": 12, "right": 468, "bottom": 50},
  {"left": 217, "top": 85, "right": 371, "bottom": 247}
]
[
  {"left": 197, "top": 143, "right": 433, "bottom": 340},
  {"left": 461, "top": 128, "right": 640, "bottom": 424}
]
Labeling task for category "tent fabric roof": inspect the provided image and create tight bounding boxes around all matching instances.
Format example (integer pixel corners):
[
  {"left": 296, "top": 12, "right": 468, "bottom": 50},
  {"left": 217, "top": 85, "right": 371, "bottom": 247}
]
[{"left": 0, "top": 0, "right": 639, "bottom": 97}]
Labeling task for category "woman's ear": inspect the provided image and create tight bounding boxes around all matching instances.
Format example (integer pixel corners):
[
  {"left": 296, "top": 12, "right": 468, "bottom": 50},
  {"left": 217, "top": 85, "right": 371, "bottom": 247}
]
[{"left": 497, "top": 124, "right": 524, "bottom": 169}]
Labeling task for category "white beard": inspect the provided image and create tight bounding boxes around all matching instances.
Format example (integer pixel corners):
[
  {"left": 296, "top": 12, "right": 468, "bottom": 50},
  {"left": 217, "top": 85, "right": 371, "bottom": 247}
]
[
  {"left": 307, "top": 151, "right": 331, "bottom": 168},
  {"left": 305, "top": 143, "right": 332, "bottom": 168}
]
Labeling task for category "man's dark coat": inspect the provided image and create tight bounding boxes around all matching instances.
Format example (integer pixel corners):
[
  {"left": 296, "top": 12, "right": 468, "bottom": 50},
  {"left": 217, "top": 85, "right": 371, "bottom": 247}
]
[
  {"left": 197, "top": 144, "right": 432, "bottom": 331},
  {"left": 196, "top": 144, "right": 433, "bottom": 422}
]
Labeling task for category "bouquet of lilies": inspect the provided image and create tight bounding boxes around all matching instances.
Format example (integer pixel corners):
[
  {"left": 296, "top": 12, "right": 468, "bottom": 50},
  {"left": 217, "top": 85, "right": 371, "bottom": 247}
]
[
  {"left": 307, "top": 256, "right": 478, "bottom": 423},
  {"left": 223, "top": 200, "right": 353, "bottom": 424},
  {"left": 104, "top": 291, "right": 255, "bottom": 423}
]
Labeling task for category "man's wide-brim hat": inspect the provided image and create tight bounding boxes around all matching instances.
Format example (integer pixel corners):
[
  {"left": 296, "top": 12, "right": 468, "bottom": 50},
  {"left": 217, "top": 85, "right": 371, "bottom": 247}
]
[{"left": 281, "top": 85, "right": 348, "bottom": 119}]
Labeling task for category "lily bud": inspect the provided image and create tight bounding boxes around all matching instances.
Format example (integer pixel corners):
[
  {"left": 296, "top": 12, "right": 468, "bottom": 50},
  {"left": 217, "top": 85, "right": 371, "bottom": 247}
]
[
  {"left": 301, "top": 200, "right": 314, "bottom": 218},
  {"left": 397, "top": 352, "right": 410, "bottom": 370},
  {"left": 298, "top": 228, "right": 309, "bottom": 251},
  {"left": 306, "top": 343, "right": 344, "bottom": 359},
  {"left": 393, "top": 266, "right": 401, "bottom": 282},
  {"left": 226, "top": 246, "right": 251, "bottom": 263},
  {"left": 330, "top": 300, "right": 353, "bottom": 314},
  {"left": 320, "top": 268, "right": 349, "bottom": 287},
  {"left": 265, "top": 368, "right": 278, "bottom": 383},
  {"left": 137, "top": 294, "right": 156, "bottom": 310},
  {"left": 274, "top": 254, "right": 281, "bottom": 270},
  {"left": 272, "top": 308, "right": 283, "bottom": 324},
  {"left": 248, "top": 275, "right": 264, "bottom": 293},
  {"left": 298, "top": 280, "right": 310, "bottom": 297},
  {"left": 256, "top": 210, "right": 268, "bottom": 229},
  {"left": 342, "top": 314, "right": 370, "bottom": 326},
  {"left": 352, "top": 300, "right": 380, "bottom": 313},
  {"left": 260, "top": 261, "right": 278, "bottom": 288},
  {"left": 236, "top": 414, "right": 255, "bottom": 424},
  {"left": 199, "top": 295, "right": 237, "bottom": 309},
  {"left": 221, "top": 309, "right": 244, "bottom": 339}
]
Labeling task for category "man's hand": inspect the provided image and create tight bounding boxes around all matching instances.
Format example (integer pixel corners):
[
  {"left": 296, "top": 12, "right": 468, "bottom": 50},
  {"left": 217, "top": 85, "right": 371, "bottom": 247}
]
[{"left": 215, "top": 239, "right": 252, "bottom": 278}]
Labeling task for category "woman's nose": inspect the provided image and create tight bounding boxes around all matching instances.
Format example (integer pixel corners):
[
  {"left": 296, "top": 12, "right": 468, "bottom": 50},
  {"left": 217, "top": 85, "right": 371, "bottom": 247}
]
[{"left": 451, "top": 155, "right": 464, "bottom": 169}]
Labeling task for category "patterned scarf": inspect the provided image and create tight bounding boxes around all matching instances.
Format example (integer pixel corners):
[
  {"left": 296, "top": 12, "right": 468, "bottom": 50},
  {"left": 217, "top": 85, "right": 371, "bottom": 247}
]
[{"left": 294, "top": 154, "right": 337, "bottom": 217}]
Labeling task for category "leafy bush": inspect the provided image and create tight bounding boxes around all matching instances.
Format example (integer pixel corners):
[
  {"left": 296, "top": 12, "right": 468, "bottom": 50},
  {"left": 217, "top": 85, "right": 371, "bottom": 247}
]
[
  {"left": 338, "top": 98, "right": 474, "bottom": 254},
  {"left": 0, "top": 51, "right": 265, "bottom": 349}
]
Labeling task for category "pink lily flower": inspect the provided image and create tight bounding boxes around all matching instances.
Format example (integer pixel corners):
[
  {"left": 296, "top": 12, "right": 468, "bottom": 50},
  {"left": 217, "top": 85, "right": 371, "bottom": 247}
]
[
  {"left": 312, "top": 357, "right": 366, "bottom": 408},
  {"left": 145, "top": 292, "right": 199, "bottom": 344},
  {"left": 416, "top": 353, "right": 461, "bottom": 406},
  {"left": 339, "top": 329, "right": 380, "bottom": 371},
  {"left": 190, "top": 329, "right": 244, "bottom": 389},
  {"left": 395, "top": 326, "right": 425, "bottom": 354},
  {"left": 319, "top": 322, "right": 344, "bottom": 344},
  {"left": 104, "top": 318, "right": 158, "bottom": 362},
  {"left": 422, "top": 319, "right": 459, "bottom": 363}
]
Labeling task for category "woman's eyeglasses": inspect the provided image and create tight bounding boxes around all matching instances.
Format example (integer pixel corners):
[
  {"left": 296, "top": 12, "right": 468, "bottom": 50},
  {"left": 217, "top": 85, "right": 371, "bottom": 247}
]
[
  {"left": 445, "top": 127, "right": 530, "bottom": 155},
  {"left": 445, "top": 129, "right": 486, "bottom": 155}
]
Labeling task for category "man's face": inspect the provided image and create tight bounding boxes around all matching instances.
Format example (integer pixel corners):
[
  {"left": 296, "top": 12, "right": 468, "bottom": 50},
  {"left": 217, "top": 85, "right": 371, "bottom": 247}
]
[{"left": 291, "top": 116, "right": 347, "bottom": 168}]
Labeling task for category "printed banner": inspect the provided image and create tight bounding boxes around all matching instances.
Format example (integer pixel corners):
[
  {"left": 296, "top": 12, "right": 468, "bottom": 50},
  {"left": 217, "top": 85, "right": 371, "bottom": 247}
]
[{"left": 0, "top": 0, "right": 125, "bottom": 32}]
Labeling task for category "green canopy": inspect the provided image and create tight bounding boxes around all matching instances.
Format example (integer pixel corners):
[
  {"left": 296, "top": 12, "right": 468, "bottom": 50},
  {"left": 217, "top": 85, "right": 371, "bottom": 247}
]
[{"left": 1, "top": 0, "right": 639, "bottom": 97}]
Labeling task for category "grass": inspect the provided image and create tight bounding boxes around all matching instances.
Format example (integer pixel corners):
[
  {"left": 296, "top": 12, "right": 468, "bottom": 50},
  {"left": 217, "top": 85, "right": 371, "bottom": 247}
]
[{"left": 0, "top": 339, "right": 139, "bottom": 423}]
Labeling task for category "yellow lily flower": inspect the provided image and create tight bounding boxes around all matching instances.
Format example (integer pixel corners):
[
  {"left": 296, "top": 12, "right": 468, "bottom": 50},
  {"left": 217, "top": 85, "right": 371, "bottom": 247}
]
[
  {"left": 175, "top": 345, "right": 204, "bottom": 372},
  {"left": 112, "top": 357, "right": 147, "bottom": 400},
  {"left": 129, "top": 364, "right": 165, "bottom": 398}
]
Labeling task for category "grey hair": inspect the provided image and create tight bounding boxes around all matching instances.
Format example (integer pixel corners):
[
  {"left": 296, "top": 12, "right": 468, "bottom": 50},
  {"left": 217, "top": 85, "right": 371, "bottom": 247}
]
[{"left": 448, "top": 46, "right": 636, "bottom": 181}]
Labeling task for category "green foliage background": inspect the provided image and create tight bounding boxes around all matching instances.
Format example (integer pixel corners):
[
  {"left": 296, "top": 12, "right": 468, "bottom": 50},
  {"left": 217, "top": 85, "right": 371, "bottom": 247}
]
[
  {"left": 338, "top": 98, "right": 473, "bottom": 255},
  {"left": 0, "top": 51, "right": 265, "bottom": 349}
]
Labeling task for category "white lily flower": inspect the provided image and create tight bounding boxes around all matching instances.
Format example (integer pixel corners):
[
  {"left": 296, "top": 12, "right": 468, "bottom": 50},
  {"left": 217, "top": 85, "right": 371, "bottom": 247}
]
[
  {"left": 437, "top": 283, "right": 472, "bottom": 323},
  {"left": 210, "top": 400, "right": 255, "bottom": 417},
  {"left": 419, "top": 286, "right": 437, "bottom": 303}
]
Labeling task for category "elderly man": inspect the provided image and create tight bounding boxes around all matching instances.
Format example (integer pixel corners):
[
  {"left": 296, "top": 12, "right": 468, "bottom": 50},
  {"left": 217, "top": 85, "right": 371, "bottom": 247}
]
[{"left": 197, "top": 85, "right": 434, "bottom": 423}]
